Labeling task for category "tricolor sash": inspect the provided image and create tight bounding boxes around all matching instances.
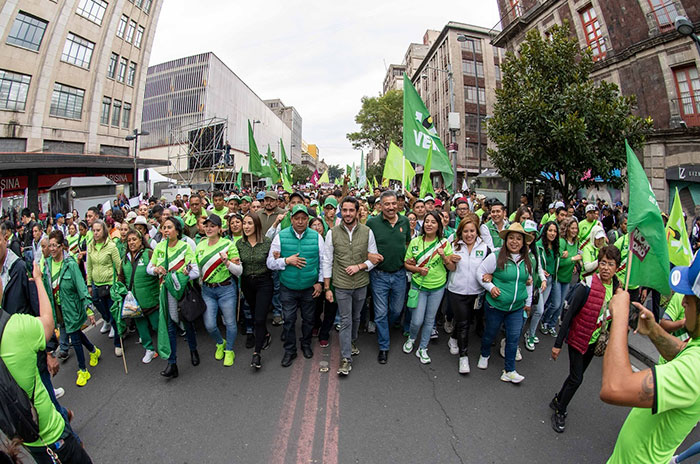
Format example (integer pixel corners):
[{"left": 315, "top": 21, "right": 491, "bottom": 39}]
[
  {"left": 199, "top": 240, "right": 231, "bottom": 282},
  {"left": 415, "top": 238, "right": 448, "bottom": 268}
]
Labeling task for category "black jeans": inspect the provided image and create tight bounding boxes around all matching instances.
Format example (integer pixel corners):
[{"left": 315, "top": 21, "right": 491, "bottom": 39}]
[
  {"left": 28, "top": 429, "right": 93, "bottom": 464},
  {"left": 447, "top": 291, "right": 478, "bottom": 356},
  {"left": 556, "top": 343, "right": 596, "bottom": 413},
  {"left": 314, "top": 296, "right": 338, "bottom": 342},
  {"left": 241, "top": 274, "right": 273, "bottom": 353},
  {"left": 279, "top": 284, "right": 316, "bottom": 354}
]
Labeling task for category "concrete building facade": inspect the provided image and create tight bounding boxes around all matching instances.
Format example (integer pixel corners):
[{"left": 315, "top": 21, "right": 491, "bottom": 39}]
[
  {"left": 382, "top": 64, "right": 405, "bottom": 95},
  {"left": 264, "top": 98, "right": 302, "bottom": 164},
  {"left": 0, "top": 0, "right": 165, "bottom": 209},
  {"left": 492, "top": 0, "right": 700, "bottom": 213}
]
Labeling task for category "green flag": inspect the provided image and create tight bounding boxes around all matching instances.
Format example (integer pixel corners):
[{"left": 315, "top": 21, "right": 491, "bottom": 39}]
[
  {"left": 383, "top": 141, "right": 415, "bottom": 187},
  {"left": 351, "top": 162, "right": 358, "bottom": 185},
  {"left": 626, "top": 140, "right": 670, "bottom": 294},
  {"left": 359, "top": 152, "right": 367, "bottom": 188},
  {"left": 280, "top": 140, "right": 292, "bottom": 183},
  {"left": 282, "top": 172, "right": 293, "bottom": 193},
  {"left": 265, "top": 146, "right": 280, "bottom": 183},
  {"left": 319, "top": 170, "right": 329, "bottom": 184},
  {"left": 402, "top": 73, "right": 453, "bottom": 192},
  {"left": 419, "top": 146, "right": 435, "bottom": 198},
  {"left": 235, "top": 166, "right": 243, "bottom": 190},
  {"left": 248, "top": 121, "right": 265, "bottom": 177},
  {"left": 666, "top": 188, "right": 692, "bottom": 267}
]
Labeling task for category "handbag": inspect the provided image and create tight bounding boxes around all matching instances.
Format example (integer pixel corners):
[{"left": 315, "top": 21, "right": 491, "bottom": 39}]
[
  {"left": 406, "top": 286, "right": 420, "bottom": 308},
  {"left": 178, "top": 282, "right": 206, "bottom": 322},
  {"left": 594, "top": 304, "right": 610, "bottom": 357},
  {"left": 121, "top": 252, "right": 143, "bottom": 319}
]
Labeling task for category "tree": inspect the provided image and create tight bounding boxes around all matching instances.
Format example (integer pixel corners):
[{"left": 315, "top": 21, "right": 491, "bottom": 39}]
[
  {"left": 291, "top": 164, "right": 312, "bottom": 185},
  {"left": 366, "top": 157, "right": 386, "bottom": 187},
  {"left": 486, "top": 23, "right": 652, "bottom": 201},
  {"left": 346, "top": 89, "right": 403, "bottom": 153},
  {"left": 328, "top": 164, "right": 343, "bottom": 182}
]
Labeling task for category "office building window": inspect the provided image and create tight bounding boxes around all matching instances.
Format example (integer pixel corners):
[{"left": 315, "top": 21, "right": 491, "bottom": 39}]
[
  {"left": 510, "top": 0, "right": 523, "bottom": 18},
  {"left": 100, "top": 96, "right": 111, "bottom": 125},
  {"left": 495, "top": 64, "right": 501, "bottom": 81},
  {"left": 76, "top": 0, "right": 108, "bottom": 25},
  {"left": 7, "top": 12, "right": 48, "bottom": 51},
  {"left": 61, "top": 33, "right": 95, "bottom": 69},
  {"left": 460, "top": 37, "right": 482, "bottom": 53},
  {"left": 134, "top": 0, "right": 142, "bottom": 7},
  {"left": 125, "top": 20, "right": 136, "bottom": 43},
  {"left": 648, "top": 0, "right": 678, "bottom": 32},
  {"left": 127, "top": 62, "right": 137, "bottom": 86},
  {"left": 462, "top": 60, "right": 484, "bottom": 77},
  {"left": 0, "top": 70, "right": 31, "bottom": 111},
  {"left": 107, "top": 52, "right": 118, "bottom": 78},
  {"left": 111, "top": 99, "right": 121, "bottom": 126},
  {"left": 117, "top": 15, "right": 128, "bottom": 38},
  {"left": 50, "top": 83, "right": 84, "bottom": 119},
  {"left": 673, "top": 66, "right": 700, "bottom": 126},
  {"left": 580, "top": 6, "right": 606, "bottom": 61},
  {"left": 142, "top": 0, "right": 152, "bottom": 13},
  {"left": 122, "top": 102, "right": 131, "bottom": 128},
  {"left": 465, "top": 86, "right": 485, "bottom": 104},
  {"left": 134, "top": 25, "right": 144, "bottom": 48},
  {"left": 117, "top": 57, "right": 128, "bottom": 82}
]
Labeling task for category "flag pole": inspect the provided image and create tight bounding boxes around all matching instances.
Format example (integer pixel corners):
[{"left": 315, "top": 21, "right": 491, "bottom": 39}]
[
  {"left": 401, "top": 151, "right": 405, "bottom": 194},
  {"left": 624, "top": 230, "right": 634, "bottom": 291}
]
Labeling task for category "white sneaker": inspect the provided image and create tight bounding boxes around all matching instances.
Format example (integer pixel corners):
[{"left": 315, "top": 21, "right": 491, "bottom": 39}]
[
  {"left": 100, "top": 320, "right": 110, "bottom": 334},
  {"left": 500, "top": 370, "right": 525, "bottom": 384},
  {"left": 477, "top": 355, "right": 489, "bottom": 370},
  {"left": 108, "top": 327, "right": 115, "bottom": 339},
  {"left": 447, "top": 337, "right": 459, "bottom": 355},
  {"left": 459, "top": 356, "right": 470, "bottom": 374},
  {"left": 53, "top": 387, "right": 65, "bottom": 399},
  {"left": 444, "top": 320, "right": 454, "bottom": 334},
  {"left": 402, "top": 338, "right": 415, "bottom": 354},
  {"left": 142, "top": 349, "right": 156, "bottom": 364},
  {"left": 416, "top": 348, "right": 431, "bottom": 364},
  {"left": 516, "top": 347, "right": 523, "bottom": 362},
  {"left": 430, "top": 327, "right": 439, "bottom": 340},
  {"left": 114, "top": 347, "right": 123, "bottom": 357},
  {"left": 367, "top": 321, "right": 376, "bottom": 334}
]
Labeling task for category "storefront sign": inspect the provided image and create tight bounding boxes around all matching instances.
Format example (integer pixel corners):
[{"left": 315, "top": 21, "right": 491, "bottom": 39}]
[
  {"left": 666, "top": 164, "right": 700, "bottom": 183},
  {"left": 0, "top": 176, "right": 28, "bottom": 191}
]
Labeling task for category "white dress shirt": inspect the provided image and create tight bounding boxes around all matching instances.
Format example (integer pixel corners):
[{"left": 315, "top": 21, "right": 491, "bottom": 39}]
[
  {"left": 322, "top": 223, "right": 378, "bottom": 279},
  {"left": 267, "top": 228, "right": 325, "bottom": 283}
]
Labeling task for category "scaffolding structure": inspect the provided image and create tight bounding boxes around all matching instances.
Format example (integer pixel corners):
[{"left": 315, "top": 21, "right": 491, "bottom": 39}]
[{"left": 167, "top": 116, "right": 238, "bottom": 190}]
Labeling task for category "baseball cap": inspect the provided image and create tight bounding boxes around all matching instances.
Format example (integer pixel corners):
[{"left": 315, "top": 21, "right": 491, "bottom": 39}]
[
  {"left": 134, "top": 216, "right": 148, "bottom": 226},
  {"left": 289, "top": 191, "right": 304, "bottom": 202},
  {"left": 125, "top": 211, "right": 137, "bottom": 222},
  {"left": 522, "top": 219, "right": 538, "bottom": 234},
  {"left": 291, "top": 204, "right": 309, "bottom": 217},
  {"left": 256, "top": 191, "right": 265, "bottom": 200},
  {"left": 55, "top": 213, "right": 63, "bottom": 219},
  {"left": 204, "top": 214, "right": 222, "bottom": 228},
  {"left": 310, "top": 200, "right": 318, "bottom": 207},
  {"left": 592, "top": 225, "right": 606, "bottom": 240},
  {"left": 554, "top": 201, "right": 566, "bottom": 209},
  {"left": 670, "top": 251, "right": 700, "bottom": 297},
  {"left": 264, "top": 190, "right": 277, "bottom": 200},
  {"left": 241, "top": 196, "right": 252, "bottom": 203},
  {"left": 323, "top": 197, "right": 338, "bottom": 208},
  {"left": 65, "top": 213, "right": 73, "bottom": 219},
  {"left": 434, "top": 199, "right": 443, "bottom": 207},
  {"left": 424, "top": 195, "right": 435, "bottom": 203},
  {"left": 585, "top": 204, "right": 598, "bottom": 213},
  {"left": 229, "top": 195, "right": 241, "bottom": 202}
]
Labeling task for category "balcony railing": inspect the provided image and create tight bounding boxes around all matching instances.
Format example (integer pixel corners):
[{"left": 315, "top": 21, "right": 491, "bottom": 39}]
[{"left": 646, "top": 1, "right": 682, "bottom": 36}]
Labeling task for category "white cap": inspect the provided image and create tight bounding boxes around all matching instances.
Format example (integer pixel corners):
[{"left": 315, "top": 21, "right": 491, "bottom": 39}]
[
  {"left": 585, "top": 204, "right": 598, "bottom": 213},
  {"left": 134, "top": 216, "right": 148, "bottom": 226},
  {"left": 592, "top": 225, "right": 606, "bottom": 240},
  {"left": 424, "top": 195, "right": 434, "bottom": 203},
  {"left": 554, "top": 201, "right": 565, "bottom": 209},
  {"left": 548, "top": 203, "right": 555, "bottom": 209},
  {"left": 65, "top": 213, "right": 73, "bottom": 219},
  {"left": 126, "top": 211, "right": 137, "bottom": 222}
]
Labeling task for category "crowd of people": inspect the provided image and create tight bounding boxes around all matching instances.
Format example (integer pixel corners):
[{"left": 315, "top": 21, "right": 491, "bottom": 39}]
[{"left": 1, "top": 179, "right": 700, "bottom": 463}]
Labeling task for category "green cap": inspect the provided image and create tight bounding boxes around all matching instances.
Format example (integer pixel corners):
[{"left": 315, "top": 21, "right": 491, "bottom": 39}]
[
  {"left": 241, "top": 196, "right": 252, "bottom": 203},
  {"left": 291, "top": 204, "right": 309, "bottom": 216},
  {"left": 229, "top": 195, "right": 240, "bottom": 202},
  {"left": 310, "top": 200, "right": 318, "bottom": 206},
  {"left": 323, "top": 197, "right": 338, "bottom": 208},
  {"left": 522, "top": 219, "right": 538, "bottom": 234}
]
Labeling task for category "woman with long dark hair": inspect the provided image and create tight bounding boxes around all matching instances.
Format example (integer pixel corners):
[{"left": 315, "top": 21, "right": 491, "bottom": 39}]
[{"left": 525, "top": 221, "right": 559, "bottom": 351}]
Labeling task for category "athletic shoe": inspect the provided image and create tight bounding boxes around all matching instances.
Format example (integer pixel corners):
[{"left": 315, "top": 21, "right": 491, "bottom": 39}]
[
  {"left": 459, "top": 356, "right": 470, "bottom": 374},
  {"left": 447, "top": 337, "right": 459, "bottom": 355},
  {"left": 262, "top": 332, "right": 272, "bottom": 350},
  {"left": 367, "top": 321, "right": 376, "bottom": 334},
  {"left": 108, "top": 327, "right": 115, "bottom": 339},
  {"left": 402, "top": 338, "right": 415, "bottom": 354},
  {"left": 549, "top": 327, "right": 558, "bottom": 337},
  {"left": 319, "top": 339, "right": 329, "bottom": 348},
  {"left": 215, "top": 341, "right": 226, "bottom": 360},
  {"left": 56, "top": 351, "right": 70, "bottom": 362},
  {"left": 76, "top": 369, "right": 91, "bottom": 387},
  {"left": 500, "top": 370, "right": 525, "bottom": 384},
  {"left": 223, "top": 350, "right": 235, "bottom": 367},
  {"left": 416, "top": 348, "right": 431, "bottom": 364},
  {"left": 114, "top": 347, "right": 123, "bottom": 357},
  {"left": 403, "top": 331, "right": 410, "bottom": 337},
  {"left": 53, "top": 387, "right": 65, "bottom": 399},
  {"left": 430, "top": 327, "right": 439, "bottom": 340},
  {"left": 551, "top": 410, "right": 566, "bottom": 433},
  {"left": 251, "top": 353, "right": 262, "bottom": 369},
  {"left": 533, "top": 335, "right": 540, "bottom": 344},
  {"left": 525, "top": 336, "right": 536, "bottom": 352},
  {"left": 444, "top": 320, "right": 454, "bottom": 334},
  {"left": 142, "top": 350, "right": 156, "bottom": 364},
  {"left": 89, "top": 347, "right": 101, "bottom": 367},
  {"left": 351, "top": 343, "right": 360, "bottom": 356},
  {"left": 272, "top": 314, "right": 283, "bottom": 326},
  {"left": 246, "top": 333, "right": 255, "bottom": 349},
  {"left": 100, "top": 320, "right": 110, "bottom": 334},
  {"left": 337, "top": 358, "right": 352, "bottom": 376},
  {"left": 539, "top": 323, "right": 549, "bottom": 336},
  {"left": 477, "top": 355, "right": 489, "bottom": 370},
  {"left": 334, "top": 323, "right": 340, "bottom": 332}
]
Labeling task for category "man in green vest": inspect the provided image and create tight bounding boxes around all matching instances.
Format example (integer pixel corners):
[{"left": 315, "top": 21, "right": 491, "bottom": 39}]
[
  {"left": 183, "top": 194, "right": 207, "bottom": 239},
  {"left": 267, "top": 204, "right": 324, "bottom": 367},
  {"left": 579, "top": 204, "right": 602, "bottom": 248},
  {"left": 480, "top": 200, "right": 508, "bottom": 250},
  {"left": 323, "top": 197, "right": 380, "bottom": 376}
]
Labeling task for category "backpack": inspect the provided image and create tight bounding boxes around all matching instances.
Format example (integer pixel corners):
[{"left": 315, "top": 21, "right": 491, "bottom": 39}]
[{"left": 0, "top": 310, "right": 41, "bottom": 443}]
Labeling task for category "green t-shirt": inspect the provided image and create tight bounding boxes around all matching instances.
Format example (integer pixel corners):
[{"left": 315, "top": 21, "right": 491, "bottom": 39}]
[
  {"left": 659, "top": 293, "right": 689, "bottom": 365},
  {"left": 557, "top": 238, "right": 579, "bottom": 283},
  {"left": 211, "top": 206, "right": 229, "bottom": 230},
  {"left": 578, "top": 218, "right": 598, "bottom": 244},
  {"left": 149, "top": 240, "right": 195, "bottom": 274},
  {"left": 0, "top": 314, "right": 65, "bottom": 446},
  {"left": 195, "top": 237, "right": 239, "bottom": 284},
  {"left": 589, "top": 280, "right": 613, "bottom": 344},
  {"left": 607, "top": 338, "right": 700, "bottom": 464},
  {"left": 405, "top": 236, "right": 453, "bottom": 290},
  {"left": 50, "top": 259, "right": 62, "bottom": 306}
]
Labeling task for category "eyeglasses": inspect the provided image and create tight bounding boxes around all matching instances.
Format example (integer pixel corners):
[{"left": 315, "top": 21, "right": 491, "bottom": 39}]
[{"left": 598, "top": 260, "right": 617, "bottom": 268}]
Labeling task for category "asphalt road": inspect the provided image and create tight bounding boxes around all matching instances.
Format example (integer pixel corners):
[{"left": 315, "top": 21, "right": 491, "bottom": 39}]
[{"left": 51, "top": 319, "right": 700, "bottom": 464}]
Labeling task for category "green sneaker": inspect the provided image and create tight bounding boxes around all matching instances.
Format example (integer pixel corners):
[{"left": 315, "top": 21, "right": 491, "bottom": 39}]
[
  {"left": 215, "top": 340, "right": 226, "bottom": 360},
  {"left": 223, "top": 350, "right": 235, "bottom": 367},
  {"left": 525, "top": 336, "right": 535, "bottom": 352},
  {"left": 89, "top": 347, "right": 101, "bottom": 367}
]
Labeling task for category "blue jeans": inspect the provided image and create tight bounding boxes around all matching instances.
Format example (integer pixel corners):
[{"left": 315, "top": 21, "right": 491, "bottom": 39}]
[
  {"left": 370, "top": 269, "right": 407, "bottom": 351},
  {"left": 58, "top": 323, "right": 69, "bottom": 354},
  {"left": 541, "top": 280, "right": 570, "bottom": 329},
  {"left": 528, "top": 276, "right": 553, "bottom": 338},
  {"left": 480, "top": 301, "right": 525, "bottom": 372},
  {"left": 409, "top": 286, "right": 445, "bottom": 349},
  {"left": 166, "top": 317, "right": 197, "bottom": 365},
  {"left": 271, "top": 270, "right": 282, "bottom": 317},
  {"left": 201, "top": 282, "right": 238, "bottom": 351},
  {"left": 91, "top": 284, "right": 120, "bottom": 348},
  {"left": 68, "top": 331, "right": 95, "bottom": 371}
]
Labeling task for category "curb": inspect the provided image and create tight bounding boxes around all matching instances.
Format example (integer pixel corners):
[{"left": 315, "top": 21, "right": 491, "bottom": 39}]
[{"left": 628, "top": 343, "right": 656, "bottom": 368}]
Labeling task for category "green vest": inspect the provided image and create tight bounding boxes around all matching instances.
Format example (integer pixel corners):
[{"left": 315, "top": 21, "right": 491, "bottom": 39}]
[
  {"left": 486, "top": 220, "right": 507, "bottom": 249},
  {"left": 123, "top": 250, "right": 160, "bottom": 310},
  {"left": 279, "top": 227, "right": 320, "bottom": 290},
  {"left": 331, "top": 223, "right": 370, "bottom": 290},
  {"left": 486, "top": 250, "right": 530, "bottom": 312},
  {"left": 114, "top": 238, "right": 126, "bottom": 260}
]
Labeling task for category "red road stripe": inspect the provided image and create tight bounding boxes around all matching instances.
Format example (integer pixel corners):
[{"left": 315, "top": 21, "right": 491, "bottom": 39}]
[
  {"left": 295, "top": 355, "right": 322, "bottom": 464},
  {"left": 270, "top": 357, "right": 305, "bottom": 464},
  {"left": 322, "top": 343, "right": 340, "bottom": 464}
]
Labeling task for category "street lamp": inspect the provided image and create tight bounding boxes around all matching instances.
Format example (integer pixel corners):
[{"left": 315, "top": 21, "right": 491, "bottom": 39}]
[
  {"left": 457, "top": 34, "right": 483, "bottom": 177},
  {"left": 675, "top": 16, "right": 700, "bottom": 55},
  {"left": 125, "top": 128, "right": 149, "bottom": 197}
]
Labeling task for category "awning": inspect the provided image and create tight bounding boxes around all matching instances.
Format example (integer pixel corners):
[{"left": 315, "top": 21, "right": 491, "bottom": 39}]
[{"left": 0, "top": 152, "right": 169, "bottom": 171}]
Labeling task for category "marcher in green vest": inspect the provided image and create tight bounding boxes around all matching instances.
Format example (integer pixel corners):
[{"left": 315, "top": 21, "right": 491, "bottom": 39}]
[
  {"left": 119, "top": 228, "right": 160, "bottom": 364},
  {"left": 270, "top": 191, "right": 305, "bottom": 235},
  {"left": 66, "top": 223, "right": 80, "bottom": 258},
  {"left": 479, "top": 200, "right": 509, "bottom": 250},
  {"left": 578, "top": 204, "right": 603, "bottom": 248},
  {"left": 43, "top": 230, "right": 100, "bottom": 387},
  {"left": 580, "top": 225, "right": 607, "bottom": 280},
  {"left": 477, "top": 222, "right": 534, "bottom": 384},
  {"left": 323, "top": 197, "right": 380, "bottom": 376},
  {"left": 267, "top": 204, "right": 324, "bottom": 367},
  {"left": 183, "top": 194, "right": 207, "bottom": 239},
  {"left": 113, "top": 221, "right": 129, "bottom": 260},
  {"left": 196, "top": 214, "right": 242, "bottom": 367}
]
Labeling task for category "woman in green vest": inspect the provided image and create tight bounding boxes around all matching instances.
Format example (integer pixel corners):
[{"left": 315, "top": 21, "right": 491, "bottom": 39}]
[
  {"left": 402, "top": 211, "right": 456, "bottom": 365},
  {"left": 196, "top": 214, "right": 242, "bottom": 367},
  {"left": 77, "top": 220, "right": 89, "bottom": 278},
  {"left": 541, "top": 217, "right": 582, "bottom": 336},
  {"left": 477, "top": 222, "right": 534, "bottom": 384},
  {"left": 526, "top": 221, "right": 559, "bottom": 351},
  {"left": 66, "top": 222, "right": 80, "bottom": 258},
  {"left": 119, "top": 228, "right": 160, "bottom": 364},
  {"left": 44, "top": 230, "right": 100, "bottom": 387}
]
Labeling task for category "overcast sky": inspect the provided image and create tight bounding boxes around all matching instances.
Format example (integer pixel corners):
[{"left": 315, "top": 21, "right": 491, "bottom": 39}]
[{"left": 149, "top": 1, "right": 501, "bottom": 167}]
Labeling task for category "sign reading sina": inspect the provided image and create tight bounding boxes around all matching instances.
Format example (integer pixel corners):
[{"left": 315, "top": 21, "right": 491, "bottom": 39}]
[
  {"left": 666, "top": 164, "right": 700, "bottom": 182},
  {"left": 0, "top": 176, "right": 28, "bottom": 191}
]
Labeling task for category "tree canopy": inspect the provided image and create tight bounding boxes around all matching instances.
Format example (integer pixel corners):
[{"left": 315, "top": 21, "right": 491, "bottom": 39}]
[
  {"left": 486, "top": 23, "right": 652, "bottom": 200},
  {"left": 366, "top": 157, "right": 386, "bottom": 187},
  {"left": 347, "top": 89, "right": 403, "bottom": 153},
  {"left": 291, "top": 164, "right": 312, "bottom": 185},
  {"left": 327, "top": 164, "right": 344, "bottom": 182}
]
